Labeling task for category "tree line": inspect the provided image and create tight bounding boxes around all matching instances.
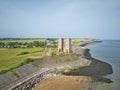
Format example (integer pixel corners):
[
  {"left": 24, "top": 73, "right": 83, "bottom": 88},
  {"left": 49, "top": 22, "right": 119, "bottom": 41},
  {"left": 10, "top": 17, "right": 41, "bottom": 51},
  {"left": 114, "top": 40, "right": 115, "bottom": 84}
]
[{"left": 0, "top": 41, "right": 46, "bottom": 48}]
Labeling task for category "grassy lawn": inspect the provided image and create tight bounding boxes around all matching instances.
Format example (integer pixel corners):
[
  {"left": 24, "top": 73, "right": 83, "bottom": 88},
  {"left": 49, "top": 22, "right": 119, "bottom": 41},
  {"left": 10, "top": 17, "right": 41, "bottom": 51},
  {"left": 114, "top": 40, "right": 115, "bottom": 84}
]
[
  {"left": 0, "top": 38, "right": 58, "bottom": 74},
  {"left": 0, "top": 47, "right": 45, "bottom": 74}
]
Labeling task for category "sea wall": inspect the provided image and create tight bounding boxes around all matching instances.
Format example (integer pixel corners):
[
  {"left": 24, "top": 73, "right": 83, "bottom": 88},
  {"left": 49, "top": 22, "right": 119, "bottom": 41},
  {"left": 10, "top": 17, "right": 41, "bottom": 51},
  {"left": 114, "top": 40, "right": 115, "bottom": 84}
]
[
  {"left": 0, "top": 54, "right": 89, "bottom": 90},
  {"left": 0, "top": 64, "right": 39, "bottom": 90},
  {"left": 9, "top": 69, "right": 59, "bottom": 90}
]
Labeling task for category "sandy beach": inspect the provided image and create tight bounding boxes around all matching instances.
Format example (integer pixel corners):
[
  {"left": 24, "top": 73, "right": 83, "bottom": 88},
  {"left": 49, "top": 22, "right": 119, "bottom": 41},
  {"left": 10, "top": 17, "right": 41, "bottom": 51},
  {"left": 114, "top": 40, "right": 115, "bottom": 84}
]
[{"left": 35, "top": 76, "right": 91, "bottom": 90}]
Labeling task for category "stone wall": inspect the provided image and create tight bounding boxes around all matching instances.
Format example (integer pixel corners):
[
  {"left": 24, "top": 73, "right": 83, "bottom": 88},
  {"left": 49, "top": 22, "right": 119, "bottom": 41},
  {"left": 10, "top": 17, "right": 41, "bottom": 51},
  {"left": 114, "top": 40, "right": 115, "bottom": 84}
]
[
  {"left": 9, "top": 68, "right": 59, "bottom": 90},
  {"left": 0, "top": 64, "right": 39, "bottom": 90},
  {"left": 0, "top": 72, "right": 18, "bottom": 89}
]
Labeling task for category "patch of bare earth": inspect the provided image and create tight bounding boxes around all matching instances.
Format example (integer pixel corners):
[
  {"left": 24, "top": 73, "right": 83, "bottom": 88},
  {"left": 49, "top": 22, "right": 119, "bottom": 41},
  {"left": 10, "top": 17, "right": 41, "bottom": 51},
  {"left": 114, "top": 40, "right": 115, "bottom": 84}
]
[{"left": 35, "top": 76, "right": 91, "bottom": 90}]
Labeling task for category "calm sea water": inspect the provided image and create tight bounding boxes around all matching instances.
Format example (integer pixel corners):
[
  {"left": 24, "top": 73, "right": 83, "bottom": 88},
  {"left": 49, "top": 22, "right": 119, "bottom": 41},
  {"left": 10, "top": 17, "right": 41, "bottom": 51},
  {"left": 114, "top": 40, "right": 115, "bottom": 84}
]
[{"left": 85, "top": 40, "right": 120, "bottom": 90}]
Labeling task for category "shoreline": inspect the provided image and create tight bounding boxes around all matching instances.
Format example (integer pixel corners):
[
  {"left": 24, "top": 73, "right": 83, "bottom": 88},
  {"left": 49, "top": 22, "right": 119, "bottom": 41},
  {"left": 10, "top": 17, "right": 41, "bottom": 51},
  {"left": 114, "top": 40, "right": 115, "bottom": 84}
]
[
  {"left": 63, "top": 47, "right": 113, "bottom": 83},
  {"left": 35, "top": 42, "right": 113, "bottom": 90},
  {"left": 79, "top": 40, "right": 102, "bottom": 47},
  {"left": 0, "top": 40, "right": 113, "bottom": 90}
]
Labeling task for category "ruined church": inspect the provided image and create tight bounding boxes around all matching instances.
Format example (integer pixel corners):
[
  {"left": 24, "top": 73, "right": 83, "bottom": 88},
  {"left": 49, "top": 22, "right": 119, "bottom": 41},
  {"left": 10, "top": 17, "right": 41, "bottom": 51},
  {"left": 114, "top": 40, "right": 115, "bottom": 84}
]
[{"left": 58, "top": 38, "right": 72, "bottom": 53}]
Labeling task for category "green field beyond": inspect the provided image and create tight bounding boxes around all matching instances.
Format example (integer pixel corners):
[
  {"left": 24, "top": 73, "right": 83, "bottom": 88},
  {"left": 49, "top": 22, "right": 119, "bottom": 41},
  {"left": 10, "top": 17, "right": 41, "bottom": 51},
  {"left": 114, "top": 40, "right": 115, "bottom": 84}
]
[{"left": 0, "top": 48, "right": 45, "bottom": 74}]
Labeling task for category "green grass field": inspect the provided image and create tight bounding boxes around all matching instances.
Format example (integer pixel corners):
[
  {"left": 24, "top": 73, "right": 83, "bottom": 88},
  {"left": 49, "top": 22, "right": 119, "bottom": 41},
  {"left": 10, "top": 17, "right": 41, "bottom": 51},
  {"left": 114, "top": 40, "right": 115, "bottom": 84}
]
[
  {"left": 0, "top": 38, "right": 58, "bottom": 74},
  {"left": 0, "top": 47, "right": 45, "bottom": 74}
]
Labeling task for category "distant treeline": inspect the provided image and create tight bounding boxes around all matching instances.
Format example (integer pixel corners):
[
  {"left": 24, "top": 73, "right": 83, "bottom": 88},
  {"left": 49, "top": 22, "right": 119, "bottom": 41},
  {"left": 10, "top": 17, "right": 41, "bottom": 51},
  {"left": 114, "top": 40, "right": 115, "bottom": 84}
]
[
  {"left": 0, "top": 41, "right": 56, "bottom": 48},
  {"left": 0, "top": 38, "right": 57, "bottom": 40},
  {"left": 0, "top": 41, "right": 47, "bottom": 48}
]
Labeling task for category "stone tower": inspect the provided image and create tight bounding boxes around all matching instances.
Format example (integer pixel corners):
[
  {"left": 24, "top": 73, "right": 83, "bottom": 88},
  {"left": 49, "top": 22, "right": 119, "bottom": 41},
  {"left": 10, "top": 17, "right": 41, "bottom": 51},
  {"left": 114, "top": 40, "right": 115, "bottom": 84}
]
[
  {"left": 58, "top": 38, "right": 72, "bottom": 53},
  {"left": 64, "top": 38, "right": 72, "bottom": 53},
  {"left": 58, "top": 38, "right": 64, "bottom": 52}
]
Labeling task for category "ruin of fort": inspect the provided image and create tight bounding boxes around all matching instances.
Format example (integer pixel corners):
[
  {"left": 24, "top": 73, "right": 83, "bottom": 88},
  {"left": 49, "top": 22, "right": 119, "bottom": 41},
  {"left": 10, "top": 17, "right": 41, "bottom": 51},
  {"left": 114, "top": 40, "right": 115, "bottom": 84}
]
[{"left": 58, "top": 38, "right": 72, "bottom": 53}]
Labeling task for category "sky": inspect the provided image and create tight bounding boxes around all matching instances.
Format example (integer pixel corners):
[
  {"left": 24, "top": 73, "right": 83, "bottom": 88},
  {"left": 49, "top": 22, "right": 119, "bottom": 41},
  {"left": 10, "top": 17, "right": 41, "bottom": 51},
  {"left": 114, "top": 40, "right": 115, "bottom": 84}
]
[{"left": 0, "top": 0, "right": 120, "bottom": 39}]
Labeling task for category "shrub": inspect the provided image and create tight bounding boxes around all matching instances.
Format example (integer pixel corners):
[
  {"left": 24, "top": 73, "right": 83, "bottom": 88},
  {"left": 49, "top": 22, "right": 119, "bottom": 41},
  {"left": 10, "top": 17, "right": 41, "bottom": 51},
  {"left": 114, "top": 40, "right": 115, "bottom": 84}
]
[
  {"left": 17, "top": 51, "right": 29, "bottom": 56},
  {"left": 0, "top": 69, "right": 8, "bottom": 74},
  {"left": 11, "top": 70, "right": 19, "bottom": 78},
  {"left": 63, "top": 68, "right": 74, "bottom": 73},
  {"left": 24, "top": 58, "right": 34, "bottom": 63}
]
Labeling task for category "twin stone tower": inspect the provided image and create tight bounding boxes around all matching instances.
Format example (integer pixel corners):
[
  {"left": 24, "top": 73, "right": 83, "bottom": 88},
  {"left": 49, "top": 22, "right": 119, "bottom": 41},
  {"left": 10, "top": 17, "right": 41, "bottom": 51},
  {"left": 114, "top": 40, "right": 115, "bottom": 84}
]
[
  {"left": 45, "top": 38, "right": 72, "bottom": 56},
  {"left": 58, "top": 38, "right": 72, "bottom": 53}
]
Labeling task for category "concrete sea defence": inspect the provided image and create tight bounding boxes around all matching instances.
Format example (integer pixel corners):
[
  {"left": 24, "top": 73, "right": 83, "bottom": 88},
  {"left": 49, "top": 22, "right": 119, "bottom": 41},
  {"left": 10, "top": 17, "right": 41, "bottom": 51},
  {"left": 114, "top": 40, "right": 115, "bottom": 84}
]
[
  {"left": 0, "top": 53, "right": 90, "bottom": 90},
  {"left": 9, "top": 68, "right": 59, "bottom": 90}
]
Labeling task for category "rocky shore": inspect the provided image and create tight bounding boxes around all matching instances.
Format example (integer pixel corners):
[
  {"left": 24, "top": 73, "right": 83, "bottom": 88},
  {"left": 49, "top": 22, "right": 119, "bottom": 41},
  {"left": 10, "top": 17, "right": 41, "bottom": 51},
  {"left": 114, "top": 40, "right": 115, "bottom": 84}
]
[{"left": 63, "top": 47, "right": 113, "bottom": 83}]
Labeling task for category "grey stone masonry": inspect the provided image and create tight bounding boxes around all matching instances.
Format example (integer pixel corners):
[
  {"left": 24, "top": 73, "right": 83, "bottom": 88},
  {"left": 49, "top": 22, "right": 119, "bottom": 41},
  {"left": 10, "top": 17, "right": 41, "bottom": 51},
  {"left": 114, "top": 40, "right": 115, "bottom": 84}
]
[
  {"left": 9, "top": 68, "right": 59, "bottom": 90},
  {"left": 58, "top": 38, "right": 72, "bottom": 53}
]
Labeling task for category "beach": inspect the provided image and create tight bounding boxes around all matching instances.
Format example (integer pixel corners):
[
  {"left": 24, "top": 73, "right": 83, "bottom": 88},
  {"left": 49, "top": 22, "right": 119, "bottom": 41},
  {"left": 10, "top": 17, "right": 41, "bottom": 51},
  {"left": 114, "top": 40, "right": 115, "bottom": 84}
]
[
  {"left": 35, "top": 76, "right": 91, "bottom": 90},
  {"left": 34, "top": 44, "right": 113, "bottom": 90}
]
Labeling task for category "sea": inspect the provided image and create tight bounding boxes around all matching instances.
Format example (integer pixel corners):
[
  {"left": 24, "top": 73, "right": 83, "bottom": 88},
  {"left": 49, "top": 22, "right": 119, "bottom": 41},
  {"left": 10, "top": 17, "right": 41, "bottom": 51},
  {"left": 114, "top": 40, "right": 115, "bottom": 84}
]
[{"left": 85, "top": 40, "right": 120, "bottom": 90}]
